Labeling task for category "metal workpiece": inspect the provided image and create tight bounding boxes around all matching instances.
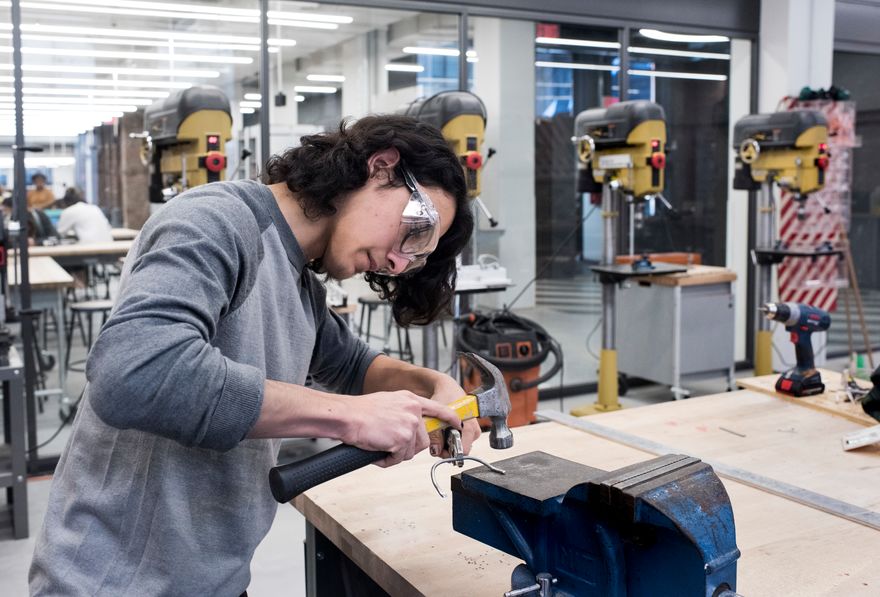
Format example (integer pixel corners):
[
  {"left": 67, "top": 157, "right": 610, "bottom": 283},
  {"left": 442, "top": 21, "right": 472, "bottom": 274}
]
[{"left": 451, "top": 451, "right": 740, "bottom": 597}]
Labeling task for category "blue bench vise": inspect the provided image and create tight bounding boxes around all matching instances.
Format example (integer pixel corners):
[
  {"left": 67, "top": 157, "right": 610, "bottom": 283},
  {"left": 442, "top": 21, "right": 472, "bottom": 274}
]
[{"left": 451, "top": 451, "right": 740, "bottom": 597}]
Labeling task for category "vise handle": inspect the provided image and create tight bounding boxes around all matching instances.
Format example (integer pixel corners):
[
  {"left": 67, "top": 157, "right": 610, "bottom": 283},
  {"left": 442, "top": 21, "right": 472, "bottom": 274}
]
[{"left": 269, "top": 395, "right": 480, "bottom": 503}]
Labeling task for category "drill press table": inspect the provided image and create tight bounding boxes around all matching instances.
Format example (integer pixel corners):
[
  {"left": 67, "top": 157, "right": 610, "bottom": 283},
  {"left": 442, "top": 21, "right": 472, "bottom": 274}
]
[{"left": 291, "top": 389, "right": 879, "bottom": 596}]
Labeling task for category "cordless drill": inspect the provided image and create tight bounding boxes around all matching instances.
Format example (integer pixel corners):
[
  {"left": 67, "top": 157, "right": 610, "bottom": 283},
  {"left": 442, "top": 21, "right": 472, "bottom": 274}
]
[{"left": 761, "top": 302, "right": 831, "bottom": 397}]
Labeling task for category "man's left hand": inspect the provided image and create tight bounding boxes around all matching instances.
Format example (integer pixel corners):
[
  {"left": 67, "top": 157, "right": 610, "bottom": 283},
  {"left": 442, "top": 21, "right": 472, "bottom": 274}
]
[{"left": 428, "top": 376, "right": 481, "bottom": 458}]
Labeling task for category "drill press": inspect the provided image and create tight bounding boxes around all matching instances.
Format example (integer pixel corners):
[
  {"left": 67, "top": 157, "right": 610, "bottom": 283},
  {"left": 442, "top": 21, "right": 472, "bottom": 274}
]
[
  {"left": 761, "top": 302, "right": 831, "bottom": 396},
  {"left": 137, "top": 85, "right": 232, "bottom": 207},
  {"left": 571, "top": 100, "right": 685, "bottom": 415},
  {"left": 732, "top": 110, "right": 830, "bottom": 376}
]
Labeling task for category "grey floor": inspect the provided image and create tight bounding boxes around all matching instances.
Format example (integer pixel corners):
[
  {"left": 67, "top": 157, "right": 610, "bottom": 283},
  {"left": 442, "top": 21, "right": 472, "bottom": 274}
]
[{"left": 0, "top": 274, "right": 876, "bottom": 595}]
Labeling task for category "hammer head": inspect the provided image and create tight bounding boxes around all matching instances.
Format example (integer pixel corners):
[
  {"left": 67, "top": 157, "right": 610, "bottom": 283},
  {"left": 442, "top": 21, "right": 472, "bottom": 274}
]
[{"left": 459, "top": 352, "right": 513, "bottom": 449}]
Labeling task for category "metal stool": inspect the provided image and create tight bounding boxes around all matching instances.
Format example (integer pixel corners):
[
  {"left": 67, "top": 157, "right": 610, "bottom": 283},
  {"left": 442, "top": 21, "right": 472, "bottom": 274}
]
[
  {"left": 356, "top": 296, "right": 413, "bottom": 363},
  {"left": 65, "top": 299, "right": 113, "bottom": 372}
]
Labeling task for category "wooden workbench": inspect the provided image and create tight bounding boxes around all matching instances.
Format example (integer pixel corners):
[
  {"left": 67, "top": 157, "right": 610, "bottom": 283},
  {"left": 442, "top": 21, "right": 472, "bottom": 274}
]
[
  {"left": 738, "top": 369, "right": 876, "bottom": 426},
  {"left": 630, "top": 264, "right": 737, "bottom": 287},
  {"left": 14, "top": 240, "right": 133, "bottom": 268},
  {"left": 293, "top": 390, "right": 880, "bottom": 596},
  {"left": 111, "top": 227, "right": 139, "bottom": 241},
  {"left": 7, "top": 256, "right": 75, "bottom": 290}
]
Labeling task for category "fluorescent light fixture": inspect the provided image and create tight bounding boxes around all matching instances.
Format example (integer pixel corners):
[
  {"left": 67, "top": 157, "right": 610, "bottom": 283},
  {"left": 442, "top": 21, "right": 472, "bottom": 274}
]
[
  {"left": 294, "top": 95, "right": 305, "bottom": 102},
  {"left": 0, "top": 155, "right": 76, "bottom": 168},
  {"left": 239, "top": 100, "right": 261, "bottom": 108},
  {"left": 9, "top": 32, "right": 263, "bottom": 52},
  {"left": 0, "top": 102, "right": 138, "bottom": 112},
  {"left": 535, "top": 36, "right": 621, "bottom": 49},
  {"left": 535, "top": 60, "right": 619, "bottom": 72},
  {"left": 0, "top": 95, "right": 154, "bottom": 105},
  {"left": 243, "top": 93, "right": 262, "bottom": 101},
  {"left": 268, "top": 47, "right": 279, "bottom": 54},
  {"left": 402, "top": 46, "right": 458, "bottom": 57},
  {"left": 0, "top": 64, "right": 219, "bottom": 78},
  {"left": 628, "top": 69, "right": 728, "bottom": 81},
  {"left": 293, "top": 85, "right": 337, "bottom": 94},
  {"left": 0, "top": 86, "right": 171, "bottom": 98},
  {"left": 638, "top": 29, "right": 729, "bottom": 44},
  {"left": 307, "top": 74, "right": 345, "bottom": 83},
  {"left": 239, "top": 107, "right": 255, "bottom": 114},
  {"left": 13, "top": 1, "right": 349, "bottom": 29},
  {"left": 628, "top": 46, "right": 730, "bottom": 60},
  {"left": 13, "top": 23, "right": 297, "bottom": 48},
  {"left": 384, "top": 64, "right": 424, "bottom": 73},
  {"left": 466, "top": 57, "right": 478, "bottom": 63},
  {"left": 13, "top": 77, "right": 190, "bottom": 90},
  {"left": 10, "top": 47, "right": 254, "bottom": 65}
]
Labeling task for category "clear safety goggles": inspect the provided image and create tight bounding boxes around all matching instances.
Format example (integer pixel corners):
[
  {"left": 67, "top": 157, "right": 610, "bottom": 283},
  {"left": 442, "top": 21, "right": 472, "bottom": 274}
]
[{"left": 377, "top": 168, "right": 441, "bottom": 276}]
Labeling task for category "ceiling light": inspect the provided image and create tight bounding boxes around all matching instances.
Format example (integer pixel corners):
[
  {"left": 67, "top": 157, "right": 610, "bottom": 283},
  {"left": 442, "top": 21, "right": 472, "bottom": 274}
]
[
  {"left": 12, "top": 23, "right": 296, "bottom": 48},
  {"left": 239, "top": 100, "right": 261, "bottom": 108},
  {"left": 10, "top": 1, "right": 352, "bottom": 28},
  {"left": 0, "top": 64, "right": 219, "bottom": 78},
  {"left": 466, "top": 57, "right": 478, "bottom": 63},
  {"left": 535, "top": 37, "right": 621, "bottom": 49},
  {"left": 628, "top": 46, "right": 730, "bottom": 60},
  {"left": 6, "top": 32, "right": 262, "bottom": 52},
  {"left": 243, "top": 93, "right": 262, "bottom": 101},
  {"left": 293, "top": 85, "right": 337, "bottom": 93},
  {"left": 9, "top": 47, "right": 254, "bottom": 65},
  {"left": 0, "top": 95, "right": 154, "bottom": 105},
  {"left": 535, "top": 61, "right": 619, "bottom": 72},
  {"left": 0, "top": 156, "right": 76, "bottom": 168},
  {"left": 402, "top": 46, "right": 458, "bottom": 57},
  {"left": 12, "top": 76, "right": 192, "bottom": 89},
  {"left": 628, "top": 69, "right": 727, "bottom": 81},
  {"left": 294, "top": 95, "right": 305, "bottom": 102},
  {"left": 0, "top": 102, "right": 138, "bottom": 112},
  {"left": 384, "top": 64, "right": 424, "bottom": 73},
  {"left": 307, "top": 74, "right": 345, "bottom": 83},
  {"left": 0, "top": 86, "right": 171, "bottom": 98},
  {"left": 239, "top": 107, "right": 255, "bottom": 114},
  {"left": 638, "top": 29, "right": 729, "bottom": 44}
]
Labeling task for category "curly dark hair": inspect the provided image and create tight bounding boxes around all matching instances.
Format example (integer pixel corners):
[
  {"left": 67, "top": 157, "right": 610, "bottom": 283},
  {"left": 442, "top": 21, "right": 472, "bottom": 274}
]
[{"left": 262, "top": 114, "right": 472, "bottom": 326}]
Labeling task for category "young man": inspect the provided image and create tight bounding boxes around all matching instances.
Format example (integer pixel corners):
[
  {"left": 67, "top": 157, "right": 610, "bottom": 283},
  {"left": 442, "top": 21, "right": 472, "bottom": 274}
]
[
  {"left": 30, "top": 115, "right": 480, "bottom": 595},
  {"left": 56, "top": 187, "right": 114, "bottom": 244},
  {"left": 26, "top": 172, "right": 55, "bottom": 209}
]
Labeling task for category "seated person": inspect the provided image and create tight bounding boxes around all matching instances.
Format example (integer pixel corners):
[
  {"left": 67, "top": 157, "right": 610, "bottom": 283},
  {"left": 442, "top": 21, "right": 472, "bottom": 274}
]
[
  {"left": 27, "top": 173, "right": 55, "bottom": 209},
  {"left": 2, "top": 197, "right": 60, "bottom": 246},
  {"left": 56, "top": 188, "right": 113, "bottom": 244}
]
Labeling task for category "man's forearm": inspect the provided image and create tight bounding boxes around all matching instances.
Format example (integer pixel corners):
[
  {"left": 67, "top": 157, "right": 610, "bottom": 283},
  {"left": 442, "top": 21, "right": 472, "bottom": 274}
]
[
  {"left": 246, "top": 380, "right": 354, "bottom": 441},
  {"left": 362, "top": 354, "right": 454, "bottom": 397}
]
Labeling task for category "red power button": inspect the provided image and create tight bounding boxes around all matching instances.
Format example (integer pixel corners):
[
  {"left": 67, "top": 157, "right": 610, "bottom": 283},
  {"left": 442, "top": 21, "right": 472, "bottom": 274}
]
[
  {"left": 204, "top": 151, "right": 226, "bottom": 173},
  {"left": 464, "top": 151, "right": 483, "bottom": 170},
  {"left": 650, "top": 152, "right": 666, "bottom": 169}
]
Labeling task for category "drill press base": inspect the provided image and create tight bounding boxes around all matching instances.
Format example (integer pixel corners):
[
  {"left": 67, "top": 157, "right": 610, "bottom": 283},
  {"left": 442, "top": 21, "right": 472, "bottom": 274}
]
[{"left": 776, "top": 368, "right": 825, "bottom": 397}]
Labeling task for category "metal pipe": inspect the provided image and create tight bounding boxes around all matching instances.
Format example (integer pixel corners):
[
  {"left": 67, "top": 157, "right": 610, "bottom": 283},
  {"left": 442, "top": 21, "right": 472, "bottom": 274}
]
[
  {"left": 602, "top": 182, "right": 617, "bottom": 350},
  {"left": 757, "top": 182, "right": 773, "bottom": 333},
  {"left": 259, "top": 0, "right": 271, "bottom": 170},
  {"left": 458, "top": 10, "right": 468, "bottom": 91}
]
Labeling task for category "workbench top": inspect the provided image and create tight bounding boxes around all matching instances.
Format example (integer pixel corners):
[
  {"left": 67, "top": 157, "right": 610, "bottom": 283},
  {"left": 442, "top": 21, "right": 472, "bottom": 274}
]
[
  {"left": 18, "top": 240, "right": 133, "bottom": 259},
  {"left": 293, "top": 389, "right": 879, "bottom": 596},
  {"left": 6, "top": 256, "right": 74, "bottom": 290},
  {"left": 630, "top": 264, "right": 737, "bottom": 287}
]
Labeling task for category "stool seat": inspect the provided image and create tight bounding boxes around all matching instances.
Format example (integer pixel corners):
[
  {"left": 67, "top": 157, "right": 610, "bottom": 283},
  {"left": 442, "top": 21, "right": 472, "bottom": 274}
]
[{"left": 70, "top": 299, "right": 114, "bottom": 312}]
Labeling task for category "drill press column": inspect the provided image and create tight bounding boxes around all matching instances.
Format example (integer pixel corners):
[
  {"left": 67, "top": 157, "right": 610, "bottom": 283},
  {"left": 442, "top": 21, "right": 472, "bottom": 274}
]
[
  {"left": 599, "top": 180, "right": 619, "bottom": 409},
  {"left": 754, "top": 181, "right": 776, "bottom": 375}
]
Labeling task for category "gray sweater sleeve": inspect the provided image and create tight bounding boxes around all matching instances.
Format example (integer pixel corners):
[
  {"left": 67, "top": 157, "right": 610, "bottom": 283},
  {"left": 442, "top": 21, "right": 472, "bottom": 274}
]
[
  {"left": 86, "top": 194, "right": 265, "bottom": 451},
  {"left": 305, "top": 272, "right": 381, "bottom": 395}
]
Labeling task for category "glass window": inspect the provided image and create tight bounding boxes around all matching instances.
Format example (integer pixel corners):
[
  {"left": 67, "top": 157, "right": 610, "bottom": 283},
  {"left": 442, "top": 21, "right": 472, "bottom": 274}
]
[{"left": 625, "top": 29, "right": 732, "bottom": 266}]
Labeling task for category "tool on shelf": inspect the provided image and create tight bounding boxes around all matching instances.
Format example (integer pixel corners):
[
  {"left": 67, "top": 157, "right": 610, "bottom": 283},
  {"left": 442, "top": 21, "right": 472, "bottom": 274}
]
[
  {"left": 268, "top": 352, "right": 512, "bottom": 503},
  {"left": 761, "top": 302, "right": 831, "bottom": 396}
]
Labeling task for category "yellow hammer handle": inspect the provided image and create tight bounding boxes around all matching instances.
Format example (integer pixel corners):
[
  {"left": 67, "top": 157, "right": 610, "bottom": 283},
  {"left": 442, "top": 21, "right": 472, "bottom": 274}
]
[{"left": 423, "top": 395, "right": 480, "bottom": 434}]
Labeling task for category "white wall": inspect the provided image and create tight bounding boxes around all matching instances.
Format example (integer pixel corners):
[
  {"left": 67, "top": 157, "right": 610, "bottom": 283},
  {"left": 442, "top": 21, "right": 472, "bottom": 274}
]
[{"left": 473, "top": 18, "right": 536, "bottom": 308}]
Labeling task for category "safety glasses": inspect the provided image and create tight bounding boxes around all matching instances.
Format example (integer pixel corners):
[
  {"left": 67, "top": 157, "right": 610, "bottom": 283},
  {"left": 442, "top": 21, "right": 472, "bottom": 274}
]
[{"left": 376, "top": 168, "right": 441, "bottom": 276}]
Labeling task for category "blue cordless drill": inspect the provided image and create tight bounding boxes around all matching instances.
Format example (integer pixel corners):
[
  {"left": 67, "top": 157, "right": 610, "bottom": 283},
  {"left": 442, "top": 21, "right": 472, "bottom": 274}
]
[{"left": 761, "top": 302, "right": 831, "bottom": 396}]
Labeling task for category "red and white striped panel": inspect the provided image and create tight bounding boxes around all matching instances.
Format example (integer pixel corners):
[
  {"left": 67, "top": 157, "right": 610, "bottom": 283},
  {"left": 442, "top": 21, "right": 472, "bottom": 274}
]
[{"left": 776, "top": 99, "right": 855, "bottom": 313}]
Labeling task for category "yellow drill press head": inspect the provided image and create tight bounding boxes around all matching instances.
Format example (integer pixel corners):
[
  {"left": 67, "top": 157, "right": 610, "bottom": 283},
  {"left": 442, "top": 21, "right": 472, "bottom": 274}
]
[
  {"left": 573, "top": 100, "right": 667, "bottom": 200},
  {"left": 732, "top": 110, "right": 829, "bottom": 205},
  {"left": 141, "top": 85, "right": 232, "bottom": 204},
  {"left": 401, "top": 91, "right": 487, "bottom": 199}
]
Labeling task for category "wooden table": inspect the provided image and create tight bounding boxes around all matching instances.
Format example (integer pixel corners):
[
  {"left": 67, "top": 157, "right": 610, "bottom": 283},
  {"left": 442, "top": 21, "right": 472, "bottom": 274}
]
[
  {"left": 293, "top": 390, "right": 880, "bottom": 596},
  {"left": 738, "top": 369, "right": 876, "bottom": 426},
  {"left": 20, "top": 240, "right": 133, "bottom": 267},
  {"left": 111, "top": 227, "right": 139, "bottom": 241}
]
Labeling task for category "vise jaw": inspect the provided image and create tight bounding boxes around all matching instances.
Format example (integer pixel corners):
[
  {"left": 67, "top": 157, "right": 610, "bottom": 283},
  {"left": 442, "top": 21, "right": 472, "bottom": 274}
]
[{"left": 451, "top": 452, "right": 740, "bottom": 597}]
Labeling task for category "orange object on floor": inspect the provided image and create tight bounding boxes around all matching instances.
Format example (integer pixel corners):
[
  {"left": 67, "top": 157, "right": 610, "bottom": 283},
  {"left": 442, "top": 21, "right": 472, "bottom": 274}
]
[{"left": 461, "top": 359, "right": 539, "bottom": 428}]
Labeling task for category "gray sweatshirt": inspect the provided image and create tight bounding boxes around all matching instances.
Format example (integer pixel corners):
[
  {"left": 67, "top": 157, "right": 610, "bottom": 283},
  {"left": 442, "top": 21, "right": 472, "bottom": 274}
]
[{"left": 29, "top": 179, "right": 379, "bottom": 596}]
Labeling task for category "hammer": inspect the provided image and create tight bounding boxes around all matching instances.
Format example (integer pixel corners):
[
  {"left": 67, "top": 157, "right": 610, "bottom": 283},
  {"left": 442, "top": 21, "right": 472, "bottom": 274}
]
[{"left": 268, "top": 352, "right": 513, "bottom": 503}]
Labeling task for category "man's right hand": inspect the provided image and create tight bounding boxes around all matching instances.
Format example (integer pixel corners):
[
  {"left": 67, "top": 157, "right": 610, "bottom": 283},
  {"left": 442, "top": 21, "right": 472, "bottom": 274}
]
[{"left": 343, "top": 391, "right": 462, "bottom": 468}]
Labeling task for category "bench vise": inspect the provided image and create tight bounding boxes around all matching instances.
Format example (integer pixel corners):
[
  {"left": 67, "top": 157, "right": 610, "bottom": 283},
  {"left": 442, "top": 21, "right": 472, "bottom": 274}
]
[{"left": 452, "top": 452, "right": 740, "bottom": 597}]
